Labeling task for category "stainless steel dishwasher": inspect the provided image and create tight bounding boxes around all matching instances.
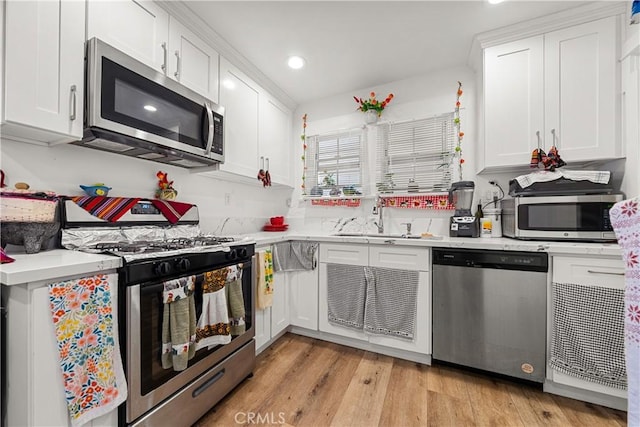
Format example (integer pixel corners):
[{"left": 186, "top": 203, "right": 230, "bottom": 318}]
[{"left": 432, "top": 248, "right": 548, "bottom": 383}]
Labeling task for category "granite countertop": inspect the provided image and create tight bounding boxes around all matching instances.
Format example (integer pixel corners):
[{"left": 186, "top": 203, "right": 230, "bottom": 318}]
[
  {"left": 0, "top": 232, "right": 621, "bottom": 286},
  {"left": 251, "top": 232, "right": 622, "bottom": 258}
]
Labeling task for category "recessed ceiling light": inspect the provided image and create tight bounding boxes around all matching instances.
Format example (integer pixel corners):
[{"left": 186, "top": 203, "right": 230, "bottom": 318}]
[
  {"left": 488, "top": 0, "right": 505, "bottom": 4},
  {"left": 144, "top": 105, "right": 157, "bottom": 112},
  {"left": 287, "top": 56, "right": 306, "bottom": 70}
]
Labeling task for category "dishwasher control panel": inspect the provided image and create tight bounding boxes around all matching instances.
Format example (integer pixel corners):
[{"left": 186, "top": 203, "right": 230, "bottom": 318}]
[{"left": 433, "top": 248, "right": 548, "bottom": 272}]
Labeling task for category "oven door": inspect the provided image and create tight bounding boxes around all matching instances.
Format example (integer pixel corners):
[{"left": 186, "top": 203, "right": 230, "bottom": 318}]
[
  {"left": 124, "top": 260, "right": 253, "bottom": 424},
  {"left": 85, "top": 38, "right": 224, "bottom": 162}
]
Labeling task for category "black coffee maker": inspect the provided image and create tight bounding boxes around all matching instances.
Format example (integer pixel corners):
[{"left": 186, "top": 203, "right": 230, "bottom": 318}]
[{"left": 448, "top": 181, "right": 479, "bottom": 237}]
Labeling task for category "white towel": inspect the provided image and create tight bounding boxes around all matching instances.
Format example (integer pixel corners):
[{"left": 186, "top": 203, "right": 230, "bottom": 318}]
[
  {"left": 515, "top": 170, "right": 610, "bottom": 189},
  {"left": 195, "top": 268, "right": 231, "bottom": 350}
]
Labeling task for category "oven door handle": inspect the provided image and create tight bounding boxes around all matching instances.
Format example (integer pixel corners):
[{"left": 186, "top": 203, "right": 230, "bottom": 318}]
[{"left": 192, "top": 369, "right": 225, "bottom": 398}]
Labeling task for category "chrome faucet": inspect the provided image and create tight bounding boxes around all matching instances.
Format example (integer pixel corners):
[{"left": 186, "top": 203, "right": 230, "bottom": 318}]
[{"left": 373, "top": 197, "right": 384, "bottom": 233}]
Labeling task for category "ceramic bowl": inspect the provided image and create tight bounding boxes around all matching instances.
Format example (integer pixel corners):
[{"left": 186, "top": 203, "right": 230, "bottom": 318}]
[{"left": 80, "top": 184, "right": 112, "bottom": 197}]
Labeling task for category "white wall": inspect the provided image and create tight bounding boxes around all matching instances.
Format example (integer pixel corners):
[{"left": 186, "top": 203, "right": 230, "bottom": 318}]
[{"left": 0, "top": 139, "right": 292, "bottom": 234}]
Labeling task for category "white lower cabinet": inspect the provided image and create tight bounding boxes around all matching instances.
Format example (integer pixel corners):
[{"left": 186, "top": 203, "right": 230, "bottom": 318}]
[
  {"left": 318, "top": 243, "right": 431, "bottom": 356},
  {"left": 545, "top": 255, "right": 627, "bottom": 409},
  {"left": 254, "top": 270, "right": 290, "bottom": 353},
  {"left": 3, "top": 273, "right": 119, "bottom": 427},
  {"left": 288, "top": 267, "right": 319, "bottom": 330}
]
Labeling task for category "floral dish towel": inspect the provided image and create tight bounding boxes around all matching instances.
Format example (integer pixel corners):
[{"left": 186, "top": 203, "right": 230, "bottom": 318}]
[{"left": 48, "top": 273, "right": 127, "bottom": 427}]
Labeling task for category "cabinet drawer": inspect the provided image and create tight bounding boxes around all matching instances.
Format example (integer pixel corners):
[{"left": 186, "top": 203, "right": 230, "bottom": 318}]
[
  {"left": 369, "top": 246, "right": 429, "bottom": 271},
  {"left": 552, "top": 256, "right": 625, "bottom": 289},
  {"left": 319, "top": 243, "right": 368, "bottom": 266}
]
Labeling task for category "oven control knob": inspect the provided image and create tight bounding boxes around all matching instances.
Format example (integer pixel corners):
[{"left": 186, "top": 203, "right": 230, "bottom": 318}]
[
  {"left": 175, "top": 258, "right": 191, "bottom": 272},
  {"left": 226, "top": 249, "right": 238, "bottom": 261},
  {"left": 237, "top": 247, "right": 248, "bottom": 259},
  {"left": 155, "top": 261, "right": 172, "bottom": 276}
]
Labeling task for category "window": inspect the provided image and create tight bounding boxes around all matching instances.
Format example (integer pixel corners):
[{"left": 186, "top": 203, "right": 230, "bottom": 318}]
[
  {"left": 306, "top": 128, "right": 365, "bottom": 196},
  {"left": 376, "top": 113, "right": 455, "bottom": 193}
]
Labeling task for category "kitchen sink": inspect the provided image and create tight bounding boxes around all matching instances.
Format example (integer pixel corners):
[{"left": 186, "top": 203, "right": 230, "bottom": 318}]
[{"left": 332, "top": 232, "right": 423, "bottom": 239}]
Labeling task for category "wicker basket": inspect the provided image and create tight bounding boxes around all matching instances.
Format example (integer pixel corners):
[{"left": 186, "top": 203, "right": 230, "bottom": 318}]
[{"left": 1, "top": 194, "right": 58, "bottom": 223}]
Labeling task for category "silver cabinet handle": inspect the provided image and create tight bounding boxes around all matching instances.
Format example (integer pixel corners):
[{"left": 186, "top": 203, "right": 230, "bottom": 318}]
[
  {"left": 204, "top": 102, "right": 214, "bottom": 155},
  {"left": 161, "top": 42, "right": 167, "bottom": 73},
  {"left": 69, "top": 85, "right": 77, "bottom": 121},
  {"left": 536, "top": 130, "right": 541, "bottom": 149},
  {"left": 260, "top": 156, "right": 265, "bottom": 169},
  {"left": 551, "top": 128, "right": 557, "bottom": 148},
  {"left": 587, "top": 269, "right": 625, "bottom": 276},
  {"left": 265, "top": 157, "right": 270, "bottom": 171},
  {"left": 174, "top": 51, "right": 181, "bottom": 80}
]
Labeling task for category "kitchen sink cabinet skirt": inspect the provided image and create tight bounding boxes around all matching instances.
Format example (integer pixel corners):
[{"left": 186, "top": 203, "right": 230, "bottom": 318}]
[{"left": 610, "top": 197, "right": 640, "bottom": 427}]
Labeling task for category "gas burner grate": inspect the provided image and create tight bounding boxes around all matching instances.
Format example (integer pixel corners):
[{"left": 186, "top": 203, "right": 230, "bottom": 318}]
[
  {"left": 92, "top": 241, "right": 166, "bottom": 254},
  {"left": 192, "top": 236, "right": 236, "bottom": 246}
]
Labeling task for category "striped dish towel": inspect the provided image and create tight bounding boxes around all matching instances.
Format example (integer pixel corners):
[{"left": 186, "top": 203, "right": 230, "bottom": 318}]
[
  {"left": 48, "top": 273, "right": 127, "bottom": 426},
  {"left": 71, "top": 196, "right": 140, "bottom": 222},
  {"left": 150, "top": 200, "right": 194, "bottom": 224}
]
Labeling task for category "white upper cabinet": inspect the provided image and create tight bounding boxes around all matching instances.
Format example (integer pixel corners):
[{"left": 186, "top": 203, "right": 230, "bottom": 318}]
[
  {"left": 218, "top": 57, "right": 260, "bottom": 178},
  {"left": 168, "top": 17, "right": 219, "bottom": 103},
  {"left": 87, "top": 0, "right": 169, "bottom": 74},
  {"left": 88, "top": 1, "right": 218, "bottom": 103},
  {"left": 482, "top": 15, "right": 621, "bottom": 171},
  {"left": 484, "top": 36, "right": 544, "bottom": 169},
  {"left": 215, "top": 57, "right": 293, "bottom": 186},
  {"left": 2, "top": 0, "right": 85, "bottom": 144},
  {"left": 259, "top": 95, "right": 293, "bottom": 186},
  {"left": 544, "top": 16, "right": 618, "bottom": 161}
]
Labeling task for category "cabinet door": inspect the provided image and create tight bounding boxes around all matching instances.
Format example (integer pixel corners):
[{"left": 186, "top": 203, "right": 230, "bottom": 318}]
[
  {"left": 544, "top": 16, "right": 619, "bottom": 161},
  {"left": 168, "top": 17, "right": 219, "bottom": 103},
  {"left": 259, "top": 95, "right": 292, "bottom": 186},
  {"left": 289, "top": 268, "right": 319, "bottom": 330},
  {"left": 87, "top": 0, "right": 169, "bottom": 73},
  {"left": 218, "top": 57, "right": 260, "bottom": 178},
  {"left": 483, "top": 36, "right": 544, "bottom": 169},
  {"left": 4, "top": 0, "right": 85, "bottom": 141},
  {"left": 270, "top": 272, "right": 290, "bottom": 337},
  {"left": 254, "top": 308, "right": 271, "bottom": 353}
]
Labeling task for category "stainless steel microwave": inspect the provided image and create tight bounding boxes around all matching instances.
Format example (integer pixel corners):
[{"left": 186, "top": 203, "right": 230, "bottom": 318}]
[
  {"left": 502, "top": 194, "right": 623, "bottom": 242},
  {"left": 74, "top": 38, "right": 224, "bottom": 169}
]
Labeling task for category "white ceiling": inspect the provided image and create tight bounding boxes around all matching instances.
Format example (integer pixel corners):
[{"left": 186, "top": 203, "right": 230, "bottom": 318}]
[{"left": 184, "top": 1, "right": 591, "bottom": 106}]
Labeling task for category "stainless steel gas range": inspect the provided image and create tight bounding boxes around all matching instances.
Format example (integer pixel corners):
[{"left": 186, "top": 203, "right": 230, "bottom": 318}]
[{"left": 60, "top": 199, "right": 256, "bottom": 426}]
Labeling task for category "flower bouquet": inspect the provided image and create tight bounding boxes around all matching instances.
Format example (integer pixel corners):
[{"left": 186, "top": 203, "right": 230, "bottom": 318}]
[{"left": 353, "top": 91, "right": 394, "bottom": 117}]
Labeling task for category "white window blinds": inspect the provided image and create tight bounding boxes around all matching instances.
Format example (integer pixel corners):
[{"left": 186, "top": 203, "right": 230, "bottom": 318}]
[
  {"left": 376, "top": 113, "right": 455, "bottom": 193},
  {"left": 306, "top": 129, "right": 365, "bottom": 195}
]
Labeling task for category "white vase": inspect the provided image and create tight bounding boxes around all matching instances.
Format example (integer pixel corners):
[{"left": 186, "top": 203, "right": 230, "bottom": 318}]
[{"left": 364, "top": 110, "right": 379, "bottom": 124}]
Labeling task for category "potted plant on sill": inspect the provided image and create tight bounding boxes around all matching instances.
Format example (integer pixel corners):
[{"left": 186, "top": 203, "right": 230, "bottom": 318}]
[{"left": 322, "top": 171, "right": 341, "bottom": 196}]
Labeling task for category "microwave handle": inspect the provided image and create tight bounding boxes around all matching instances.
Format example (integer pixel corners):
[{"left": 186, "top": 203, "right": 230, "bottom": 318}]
[{"left": 204, "top": 102, "right": 214, "bottom": 155}]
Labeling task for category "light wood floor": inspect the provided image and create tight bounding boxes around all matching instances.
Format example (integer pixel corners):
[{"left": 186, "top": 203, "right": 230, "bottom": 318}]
[{"left": 194, "top": 333, "right": 627, "bottom": 427}]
